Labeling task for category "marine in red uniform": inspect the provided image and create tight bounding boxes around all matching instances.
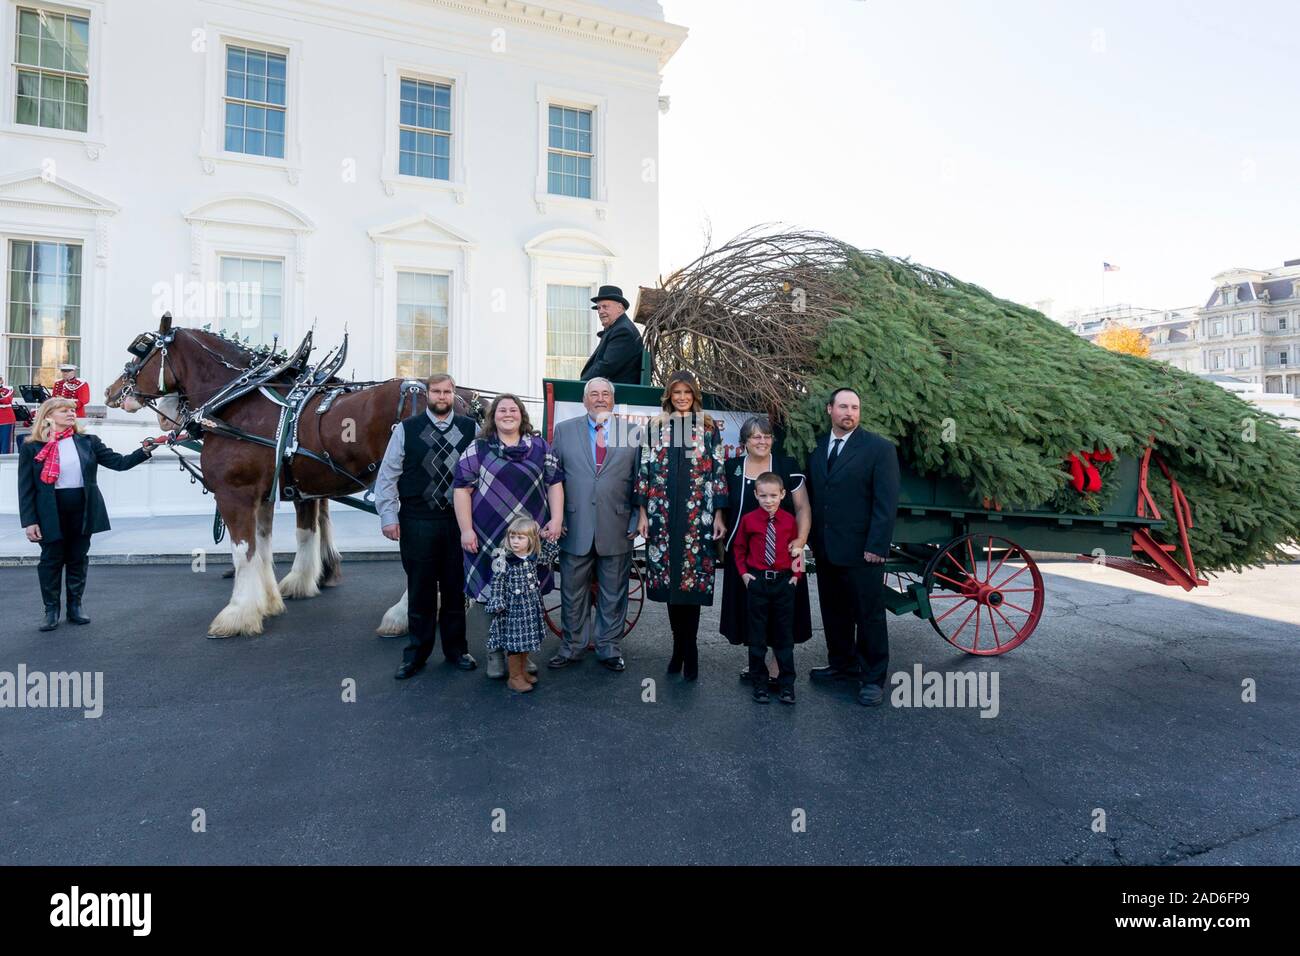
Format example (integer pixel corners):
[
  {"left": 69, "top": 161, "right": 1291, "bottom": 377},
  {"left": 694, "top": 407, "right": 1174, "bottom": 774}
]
[
  {"left": 0, "top": 374, "right": 15, "bottom": 453},
  {"left": 51, "top": 363, "right": 90, "bottom": 418}
]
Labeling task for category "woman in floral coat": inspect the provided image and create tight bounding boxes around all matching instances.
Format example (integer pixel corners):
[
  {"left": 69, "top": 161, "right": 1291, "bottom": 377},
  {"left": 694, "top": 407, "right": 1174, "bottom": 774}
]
[{"left": 635, "top": 370, "right": 729, "bottom": 681}]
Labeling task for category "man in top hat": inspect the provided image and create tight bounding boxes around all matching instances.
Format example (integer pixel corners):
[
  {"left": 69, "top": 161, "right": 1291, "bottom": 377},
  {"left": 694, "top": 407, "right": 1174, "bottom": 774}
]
[
  {"left": 51, "top": 364, "right": 90, "bottom": 418},
  {"left": 579, "top": 285, "right": 644, "bottom": 385}
]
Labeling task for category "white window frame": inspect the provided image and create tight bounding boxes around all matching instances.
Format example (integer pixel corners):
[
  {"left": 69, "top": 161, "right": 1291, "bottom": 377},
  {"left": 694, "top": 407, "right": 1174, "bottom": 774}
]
[
  {"left": 380, "top": 58, "right": 467, "bottom": 202},
  {"left": 199, "top": 24, "right": 303, "bottom": 183},
  {"left": 2, "top": 233, "right": 84, "bottom": 388},
  {"left": 368, "top": 215, "right": 474, "bottom": 383},
  {"left": 0, "top": 0, "right": 105, "bottom": 151},
  {"left": 182, "top": 196, "right": 313, "bottom": 353},
  {"left": 392, "top": 268, "right": 452, "bottom": 380},
  {"left": 534, "top": 84, "right": 607, "bottom": 217},
  {"left": 524, "top": 228, "right": 617, "bottom": 388},
  {"left": 214, "top": 253, "right": 286, "bottom": 349},
  {"left": 542, "top": 281, "right": 599, "bottom": 381}
]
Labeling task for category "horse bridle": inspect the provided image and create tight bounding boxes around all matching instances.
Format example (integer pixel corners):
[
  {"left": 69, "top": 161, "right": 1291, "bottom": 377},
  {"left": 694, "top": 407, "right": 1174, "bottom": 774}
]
[{"left": 110, "top": 318, "right": 180, "bottom": 413}]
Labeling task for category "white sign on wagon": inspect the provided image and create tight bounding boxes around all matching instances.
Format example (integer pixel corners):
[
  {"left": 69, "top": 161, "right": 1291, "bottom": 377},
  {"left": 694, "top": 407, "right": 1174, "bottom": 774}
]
[{"left": 551, "top": 401, "right": 763, "bottom": 460}]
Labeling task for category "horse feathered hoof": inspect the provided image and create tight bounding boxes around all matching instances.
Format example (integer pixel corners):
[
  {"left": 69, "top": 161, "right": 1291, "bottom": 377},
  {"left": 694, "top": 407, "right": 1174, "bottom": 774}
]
[
  {"left": 278, "top": 572, "right": 320, "bottom": 600},
  {"left": 208, "top": 605, "right": 265, "bottom": 638},
  {"left": 376, "top": 592, "right": 409, "bottom": 636}
]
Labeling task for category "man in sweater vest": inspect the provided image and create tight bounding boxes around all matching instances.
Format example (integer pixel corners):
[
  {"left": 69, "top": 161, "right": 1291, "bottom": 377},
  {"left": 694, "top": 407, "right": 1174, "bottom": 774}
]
[{"left": 374, "top": 373, "right": 478, "bottom": 679}]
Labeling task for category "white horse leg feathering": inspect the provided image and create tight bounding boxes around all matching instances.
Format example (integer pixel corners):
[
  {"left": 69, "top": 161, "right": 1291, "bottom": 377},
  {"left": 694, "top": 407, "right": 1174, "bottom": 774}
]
[
  {"left": 209, "top": 539, "right": 268, "bottom": 638},
  {"left": 377, "top": 589, "right": 409, "bottom": 636}
]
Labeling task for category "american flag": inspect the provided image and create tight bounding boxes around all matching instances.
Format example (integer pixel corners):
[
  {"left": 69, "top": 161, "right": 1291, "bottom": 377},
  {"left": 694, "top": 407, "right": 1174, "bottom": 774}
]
[{"left": 1103, "top": 262, "right": 1120, "bottom": 272}]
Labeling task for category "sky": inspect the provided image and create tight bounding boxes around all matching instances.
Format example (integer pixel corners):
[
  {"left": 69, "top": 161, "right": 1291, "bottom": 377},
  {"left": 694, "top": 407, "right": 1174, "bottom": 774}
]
[{"left": 657, "top": 0, "right": 1300, "bottom": 317}]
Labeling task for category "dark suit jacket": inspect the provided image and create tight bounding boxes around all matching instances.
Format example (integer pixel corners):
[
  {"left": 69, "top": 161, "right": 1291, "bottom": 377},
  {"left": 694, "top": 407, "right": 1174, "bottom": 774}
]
[
  {"left": 18, "top": 433, "right": 150, "bottom": 542},
  {"left": 806, "top": 428, "right": 901, "bottom": 565},
  {"left": 580, "top": 313, "right": 644, "bottom": 384}
]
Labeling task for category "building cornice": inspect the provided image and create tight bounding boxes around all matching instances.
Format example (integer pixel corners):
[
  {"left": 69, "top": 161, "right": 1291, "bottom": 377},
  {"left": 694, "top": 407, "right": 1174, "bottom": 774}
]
[
  {"left": 229, "top": 0, "right": 688, "bottom": 70},
  {"left": 434, "top": 0, "right": 688, "bottom": 66}
]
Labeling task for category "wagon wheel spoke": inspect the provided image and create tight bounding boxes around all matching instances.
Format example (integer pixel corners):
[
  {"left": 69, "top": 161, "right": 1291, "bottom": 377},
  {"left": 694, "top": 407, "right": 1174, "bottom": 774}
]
[
  {"left": 947, "top": 603, "right": 980, "bottom": 643},
  {"left": 933, "top": 596, "right": 977, "bottom": 625},
  {"left": 933, "top": 570, "right": 973, "bottom": 591},
  {"left": 925, "top": 534, "right": 1044, "bottom": 656}
]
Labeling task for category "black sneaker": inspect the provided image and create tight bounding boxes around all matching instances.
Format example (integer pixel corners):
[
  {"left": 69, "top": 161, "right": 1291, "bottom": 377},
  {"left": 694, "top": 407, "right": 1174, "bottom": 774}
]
[
  {"left": 752, "top": 686, "right": 770, "bottom": 704},
  {"left": 778, "top": 688, "right": 796, "bottom": 705}
]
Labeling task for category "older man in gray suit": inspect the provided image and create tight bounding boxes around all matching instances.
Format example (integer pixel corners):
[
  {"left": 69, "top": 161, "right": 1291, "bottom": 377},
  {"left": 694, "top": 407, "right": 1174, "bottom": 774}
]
[{"left": 547, "top": 377, "right": 639, "bottom": 672}]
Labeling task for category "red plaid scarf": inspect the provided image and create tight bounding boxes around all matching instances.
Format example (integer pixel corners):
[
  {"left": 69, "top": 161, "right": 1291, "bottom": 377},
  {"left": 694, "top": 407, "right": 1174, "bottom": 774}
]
[{"left": 34, "top": 427, "right": 76, "bottom": 484}]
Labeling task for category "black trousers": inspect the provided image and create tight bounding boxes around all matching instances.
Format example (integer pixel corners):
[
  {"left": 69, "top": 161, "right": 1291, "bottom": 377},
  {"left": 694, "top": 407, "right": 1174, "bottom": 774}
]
[
  {"left": 747, "top": 573, "right": 796, "bottom": 689},
  {"left": 667, "top": 603, "right": 701, "bottom": 642},
  {"left": 399, "top": 514, "right": 468, "bottom": 665},
  {"left": 38, "top": 488, "right": 91, "bottom": 610},
  {"left": 815, "top": 560, "right": 889, "bottom": 686}
]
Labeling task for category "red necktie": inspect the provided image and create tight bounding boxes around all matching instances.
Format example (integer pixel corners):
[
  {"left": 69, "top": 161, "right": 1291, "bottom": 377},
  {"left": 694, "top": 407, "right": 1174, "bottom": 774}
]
[{"left": 595, "top": 423, "right": 607, "bottom": 472}]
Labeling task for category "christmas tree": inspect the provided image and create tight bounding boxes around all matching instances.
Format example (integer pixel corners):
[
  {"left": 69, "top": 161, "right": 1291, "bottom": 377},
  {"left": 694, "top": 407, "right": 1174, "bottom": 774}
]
[{"left": 639, "top": 230, "right": 1300, "bottom": 574}]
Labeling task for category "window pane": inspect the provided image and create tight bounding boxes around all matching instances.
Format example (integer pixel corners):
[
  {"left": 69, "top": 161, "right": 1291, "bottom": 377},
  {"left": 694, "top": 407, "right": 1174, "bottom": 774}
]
[
  {"left": 16, "top": 94, "right": 38, "bottom": 126},
  {"left": 265, "top": 132, "right": 284, "bottom": 157},
  {"left": 17, "top": 34, "right": 39, "bottom": 65}
]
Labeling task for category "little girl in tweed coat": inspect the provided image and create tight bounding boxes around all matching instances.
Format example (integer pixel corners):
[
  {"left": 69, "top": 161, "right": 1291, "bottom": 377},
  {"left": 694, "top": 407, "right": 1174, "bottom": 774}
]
[{"left": 487, "top": 516, "right": 560, "bottom": 693}]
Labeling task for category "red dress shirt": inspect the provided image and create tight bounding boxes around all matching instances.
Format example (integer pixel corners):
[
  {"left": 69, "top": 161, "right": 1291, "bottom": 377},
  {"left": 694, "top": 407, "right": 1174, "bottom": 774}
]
[{"left": 734, "top": 506, "right": 801, "bottom": 581}]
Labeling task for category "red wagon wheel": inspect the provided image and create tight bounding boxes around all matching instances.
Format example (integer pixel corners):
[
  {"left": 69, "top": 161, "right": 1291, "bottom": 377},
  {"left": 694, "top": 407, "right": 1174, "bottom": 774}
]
[
  {"left": 922, "top": 533, "right": 1044, "bottom": 655},
  {"left": 543, "top": 554, "right": 646, "bottom": 639}
]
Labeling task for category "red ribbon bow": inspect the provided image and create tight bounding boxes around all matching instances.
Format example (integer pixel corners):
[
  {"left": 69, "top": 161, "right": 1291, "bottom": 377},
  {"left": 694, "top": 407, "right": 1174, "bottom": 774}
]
[{"left": 1066, "top": 449, "right": 1115, "bottom": 493}]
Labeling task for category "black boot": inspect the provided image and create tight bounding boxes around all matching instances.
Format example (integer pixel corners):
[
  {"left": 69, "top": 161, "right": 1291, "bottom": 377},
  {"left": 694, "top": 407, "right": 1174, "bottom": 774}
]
[
  {"left": 667, "top": 632, "right": 683, "bottom": 674},
  {"left": 39, "top": 606, "right": 59, "bottom": 631},
  {"left": 682, "top": 635, "right": 699, "bottom": 681},
  {"left": 66, "top": 601, "right": 90, "bottom": 625}
]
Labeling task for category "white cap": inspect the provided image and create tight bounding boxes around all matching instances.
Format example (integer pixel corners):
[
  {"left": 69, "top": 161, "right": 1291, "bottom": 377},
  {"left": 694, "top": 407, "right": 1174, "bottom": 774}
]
[{"left": 58, "top": 363, "right": 77, "bottom": 371}]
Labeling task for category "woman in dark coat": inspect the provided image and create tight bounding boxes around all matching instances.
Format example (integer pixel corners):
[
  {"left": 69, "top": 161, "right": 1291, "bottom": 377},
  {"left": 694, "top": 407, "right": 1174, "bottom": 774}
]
[
  {"left": 635, "top": 370, "right": 729, "bottom": 680},
  {"left": 18, "top": 397, "right": 154, "bottom": 631},
  {"left": 719, "top": 416, "right": 813, "bottom": 682}
]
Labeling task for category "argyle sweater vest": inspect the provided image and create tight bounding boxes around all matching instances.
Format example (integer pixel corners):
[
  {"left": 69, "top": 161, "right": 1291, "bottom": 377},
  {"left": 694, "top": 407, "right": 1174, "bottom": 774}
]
[{"left": 397, "top": 413, "right": 474, "bottom": 519}]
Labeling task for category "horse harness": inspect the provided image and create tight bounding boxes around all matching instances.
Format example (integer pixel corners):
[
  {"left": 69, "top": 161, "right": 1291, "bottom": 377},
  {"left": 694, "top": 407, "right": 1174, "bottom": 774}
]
[{"left": 118, "top": 318, "right": 428, "bottom": 503}]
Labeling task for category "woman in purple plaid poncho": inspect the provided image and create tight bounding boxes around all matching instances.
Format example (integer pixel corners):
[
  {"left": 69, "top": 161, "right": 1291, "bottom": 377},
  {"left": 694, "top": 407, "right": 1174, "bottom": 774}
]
[{"left": 453, "top": 394, "right": 565, "bottom": 605}]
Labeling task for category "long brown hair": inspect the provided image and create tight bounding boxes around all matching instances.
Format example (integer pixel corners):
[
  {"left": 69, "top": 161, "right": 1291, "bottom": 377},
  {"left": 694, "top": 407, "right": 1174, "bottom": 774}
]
[
  {"left": 657, "top": 370, "right": 714, "bottom": 430},
  {"left": 26, "top": 397, "right": 83, "bottom": 443},
  {"left": 478, "top": 393, "right": 536, "bottom": 441}
]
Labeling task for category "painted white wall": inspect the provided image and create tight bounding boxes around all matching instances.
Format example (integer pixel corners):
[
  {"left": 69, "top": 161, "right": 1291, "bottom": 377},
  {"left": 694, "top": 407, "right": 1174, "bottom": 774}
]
[{"left": 1, "top": 0, "right": 686, "bottom": 516}]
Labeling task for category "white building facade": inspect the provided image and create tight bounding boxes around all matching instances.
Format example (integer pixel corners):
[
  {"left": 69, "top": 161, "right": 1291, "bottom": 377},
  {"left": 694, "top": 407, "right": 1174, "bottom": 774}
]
[
  {"left": 0, "top": 0, "right": 684, "bottom": 415},
  {"left": 0, "top": 0, "right": 684, "bottom": 515}
]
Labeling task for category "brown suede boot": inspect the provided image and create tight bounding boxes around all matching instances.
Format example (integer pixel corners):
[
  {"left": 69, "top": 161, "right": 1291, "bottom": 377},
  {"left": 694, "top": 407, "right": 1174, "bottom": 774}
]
[
  {"left": 507, "top": 653, "right": 533, "bottom": 693},
  {"left": 524, "top": 655, "right": 538, "bottom": 685}
]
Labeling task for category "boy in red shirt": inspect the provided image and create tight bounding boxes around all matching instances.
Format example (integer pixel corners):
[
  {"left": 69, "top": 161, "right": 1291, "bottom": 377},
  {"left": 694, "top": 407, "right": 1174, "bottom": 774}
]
[{"left": 734, "top": 472, "right": 803, "bottom": 704}]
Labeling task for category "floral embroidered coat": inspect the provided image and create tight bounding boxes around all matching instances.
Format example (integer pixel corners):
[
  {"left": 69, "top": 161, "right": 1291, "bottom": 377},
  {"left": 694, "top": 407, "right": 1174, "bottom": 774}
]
[{"left": 635, "top": 415, "right": 729, "bottom": 605}]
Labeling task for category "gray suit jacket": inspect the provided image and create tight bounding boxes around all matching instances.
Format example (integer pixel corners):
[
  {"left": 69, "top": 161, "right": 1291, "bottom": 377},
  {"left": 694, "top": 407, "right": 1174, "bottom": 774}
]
[{"left": 552, "top": 414, "right": 638, "bottom": 556}]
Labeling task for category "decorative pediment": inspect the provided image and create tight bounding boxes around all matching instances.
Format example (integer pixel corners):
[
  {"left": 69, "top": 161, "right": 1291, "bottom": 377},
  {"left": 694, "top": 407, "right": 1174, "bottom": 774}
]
[
  {"left": 524, "top": 227, "right": 616, "bottom": 260},
  {"left": 0, "top": 169, "right": 119, "bottom": 215},
  {"left": 183, "top": 194, "right": 315, "bottom": 233},
  {"left": 367, "top": 213, "right": 475, "bottom": 247}
]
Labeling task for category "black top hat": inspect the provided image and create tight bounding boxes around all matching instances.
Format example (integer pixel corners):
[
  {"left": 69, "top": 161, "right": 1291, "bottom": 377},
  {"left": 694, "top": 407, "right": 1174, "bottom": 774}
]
[{"left": 590, "top": 285, "right": 630, "bottom": 310}]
